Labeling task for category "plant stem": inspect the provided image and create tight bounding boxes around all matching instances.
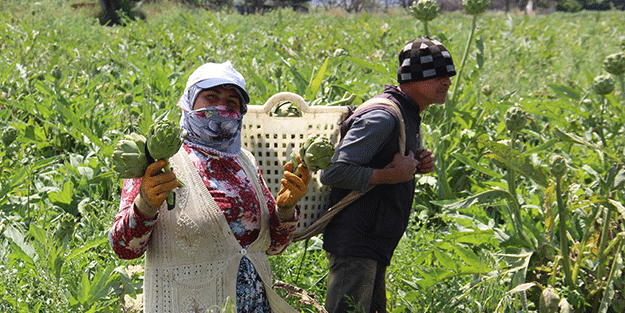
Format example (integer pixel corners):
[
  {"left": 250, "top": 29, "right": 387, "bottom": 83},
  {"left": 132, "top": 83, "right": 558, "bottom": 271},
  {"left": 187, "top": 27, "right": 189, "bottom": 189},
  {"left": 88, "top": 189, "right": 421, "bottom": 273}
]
[
  {"left": 423, "top": 21, "right": 430, "bottom": 37},
  {"left": 619, "top": 74, "right": 625, "bottom": 105},
  {"left": 598, "top": 95, "right": 607, "bottom": 148},
  {"left": 596, "top": 205, "right": 614, "bottom": 279},
  {"left": 447, "top": 14, "right": 477, "bottom": 112},
  {"left": 555, "top": 176, "right": 574, "bottom": 288}
]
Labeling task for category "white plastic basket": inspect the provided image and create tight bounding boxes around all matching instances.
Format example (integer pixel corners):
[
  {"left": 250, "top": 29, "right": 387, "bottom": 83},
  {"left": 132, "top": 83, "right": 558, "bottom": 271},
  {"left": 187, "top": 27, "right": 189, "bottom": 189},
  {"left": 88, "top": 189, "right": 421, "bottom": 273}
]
[{"left": 241, "top": 92, "right": 350, "bottom": 231}]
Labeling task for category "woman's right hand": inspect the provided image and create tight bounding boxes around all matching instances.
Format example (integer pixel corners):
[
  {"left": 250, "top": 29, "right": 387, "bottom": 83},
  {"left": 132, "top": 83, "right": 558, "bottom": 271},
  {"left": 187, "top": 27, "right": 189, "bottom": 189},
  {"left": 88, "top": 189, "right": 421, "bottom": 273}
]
[{"left": 138, "top": 160, "right": 179, "bottom": 217}]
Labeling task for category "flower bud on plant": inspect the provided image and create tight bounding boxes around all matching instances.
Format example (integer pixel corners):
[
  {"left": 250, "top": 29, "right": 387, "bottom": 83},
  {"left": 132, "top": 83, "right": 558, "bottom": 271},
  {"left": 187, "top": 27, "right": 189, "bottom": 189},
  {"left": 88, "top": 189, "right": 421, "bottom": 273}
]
[
  {"left": 592, "top": 74, "right": 615, "bottom": 95},
  {"left": 146, "top": 119, "right": 183, "bottom": 160},
  {"left": 604, "top": 52, "right": 625, "bottom": 76},
  {"left": 270, "top": 101, "right": 302, "bottom": 117},
  {"left": 290, "top": 135, "right": 335, "bottom": 176},
  {"left": 112, "top": 133, "right": 149, "bottom": 179},
  {"left": 504, "top": 106, "right": 527, "bottom": 133},
  {"left": 123, "top": 93, "right": 134, "bottom": 105},
  {"left": 1, "top": 126, "right": 18, "bottom": 147},
  {"left": 549, "top": 155, "right": 567, "bottom": 179},
  {"left": 410, "top": 0, "right": 440, "bottom": 22},
  {"left": 51, "top": 65, "right": 62, "bottom": 81},
  {"left": 539, "top": 287, "right": 560, "bottom": 313},
  {"left": 463, "top": 0, "right": 490, "bottom": 15},
  {"left": 481, "top": 85, "right": 494, "bottom": 97}
]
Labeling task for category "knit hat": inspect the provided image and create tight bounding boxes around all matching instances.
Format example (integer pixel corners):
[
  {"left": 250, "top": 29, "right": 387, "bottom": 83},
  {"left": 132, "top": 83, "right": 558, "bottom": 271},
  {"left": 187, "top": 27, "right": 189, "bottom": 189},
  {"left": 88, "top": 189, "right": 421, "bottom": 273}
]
[{"left": 397, "top": 37, "right": 456, "bottom": 84}]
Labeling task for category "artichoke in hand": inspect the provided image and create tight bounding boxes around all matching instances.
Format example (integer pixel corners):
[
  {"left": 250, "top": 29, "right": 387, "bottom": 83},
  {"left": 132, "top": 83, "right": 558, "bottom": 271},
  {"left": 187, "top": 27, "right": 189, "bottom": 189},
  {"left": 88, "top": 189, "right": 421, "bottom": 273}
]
[
  {"left": 146, "top": 119, "right": 184, "bottom": 206},
  {"left": 290, "top": 135, "right": 335, "bottom": 176},
  {"left": 111, "top": 133, "right": 149, "bottom": 179}
]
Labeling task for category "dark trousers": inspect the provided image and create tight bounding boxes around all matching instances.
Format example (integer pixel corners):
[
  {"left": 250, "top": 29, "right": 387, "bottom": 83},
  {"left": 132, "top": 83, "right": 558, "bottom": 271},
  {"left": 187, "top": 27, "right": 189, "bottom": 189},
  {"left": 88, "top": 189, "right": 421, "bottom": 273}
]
[{"left": 324, "top": 253, "right": 387, "bottom": 313}]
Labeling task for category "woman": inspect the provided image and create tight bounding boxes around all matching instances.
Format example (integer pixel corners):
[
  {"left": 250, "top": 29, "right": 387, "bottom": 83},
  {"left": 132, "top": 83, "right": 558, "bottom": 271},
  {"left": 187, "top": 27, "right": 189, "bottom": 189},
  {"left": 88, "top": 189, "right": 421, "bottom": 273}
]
[{"left": 109, "top": 61, "right": 311, "bottom": 313}]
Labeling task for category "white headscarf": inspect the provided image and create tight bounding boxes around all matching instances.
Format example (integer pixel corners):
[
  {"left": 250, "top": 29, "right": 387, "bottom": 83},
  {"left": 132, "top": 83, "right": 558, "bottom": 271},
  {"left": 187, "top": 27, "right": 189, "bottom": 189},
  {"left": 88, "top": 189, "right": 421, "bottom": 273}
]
[{"left": 177, "top": 62, "right": 250, "bottom": 156}]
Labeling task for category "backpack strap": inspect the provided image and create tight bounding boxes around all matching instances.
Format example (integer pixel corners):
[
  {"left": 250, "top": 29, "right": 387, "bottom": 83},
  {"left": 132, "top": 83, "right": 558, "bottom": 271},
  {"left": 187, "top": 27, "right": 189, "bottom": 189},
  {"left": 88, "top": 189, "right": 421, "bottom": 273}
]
[{"left": 340, "top": 97, "right": 406, "bottom": 156}]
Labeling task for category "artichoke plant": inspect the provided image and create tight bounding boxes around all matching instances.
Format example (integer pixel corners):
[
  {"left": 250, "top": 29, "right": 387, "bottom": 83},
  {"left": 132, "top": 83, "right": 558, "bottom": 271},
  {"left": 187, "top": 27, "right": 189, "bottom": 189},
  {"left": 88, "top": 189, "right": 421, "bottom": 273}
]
[
  {"left": 111, "top": 133, "right": 149, "bottom": 179},
  {"left": 410, "top": 0, "right": 440, "bottom": 22},
  {"left": 269, "top": 101, "right": 302, "bottom": 117},
  {"left": 504, "top": 106, "right": 527, "bottom": 133},
  {"left": 290, "top": 135, "right": 335, "bottom": 176},
  {"left": 146, "top": 119, "right": 183, "bottom": 160},
  {"left": 1, "top": 126, "right": 18, "bottom": 147},
  {"left": 604, "top": 52, "right": 625, "bottom": 76},
  {"left": 481, "top": 84, "right": 494, "bottom": 97},
  {"left": 463, "top": 0, "right": 490, "bottom": 15},
  {"left": 592, "top": 74, "right": 615, "bottom": 95},
  {"left": 549, "top": 155, "right": 567, "bottom": 179}
]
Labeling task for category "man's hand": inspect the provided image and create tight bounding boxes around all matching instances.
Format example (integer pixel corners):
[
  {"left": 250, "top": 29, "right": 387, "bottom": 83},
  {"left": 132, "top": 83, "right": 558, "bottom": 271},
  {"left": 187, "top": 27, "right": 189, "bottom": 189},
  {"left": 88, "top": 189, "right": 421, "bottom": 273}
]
[
  {"left": 415, "top": 149, "right": 435, "bottom": 174},
  {"left": 276, "top": 156, "right": 311, "bottom": 220},
  {"left": 138, "top": 160, "right": 179, "bottom": 217}
]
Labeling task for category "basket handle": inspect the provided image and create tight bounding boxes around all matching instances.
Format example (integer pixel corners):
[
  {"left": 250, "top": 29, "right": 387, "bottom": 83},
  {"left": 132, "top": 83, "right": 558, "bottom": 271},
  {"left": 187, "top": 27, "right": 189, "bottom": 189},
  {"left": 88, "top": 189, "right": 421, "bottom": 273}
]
[{"left": 256, "top": 92, "right": 310, "bottom": 114}]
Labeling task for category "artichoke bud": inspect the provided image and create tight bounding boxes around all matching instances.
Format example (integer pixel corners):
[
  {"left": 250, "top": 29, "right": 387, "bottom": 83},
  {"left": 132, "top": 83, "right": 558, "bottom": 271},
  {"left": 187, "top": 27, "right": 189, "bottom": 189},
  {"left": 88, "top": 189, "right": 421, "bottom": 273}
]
[
  {"left": 592, "top": 74, "right": 615, "bottom": 95},
  {"left": 123, "top": 93, "right": 134, "bottom": 105},
  {"left": 463, "top": 0, "right": 490, "bottom": 15},
  {"left": 2, "top": 126, "right": 18, "bottom": 147},
  {"left": 410, "top": 0, "right": 440, "bottom": 22},
  {"left": 539, "top": 287, "right": 560, "bottom": 313},
  {"left": 549, "top": 155, "right": 567, "bottom": 179},
  {"left": 604, "top": 52, "right": 625, "bottom": 76},
  {"left": 292, "top": 135, "right": 335, "bottom": 175},
  {"left": 51, "top": 65, "right": 62, "bottom": 81},
  {"left": 146, "top": 119, "right": 183, "bottom": 160},
  {"left": 112, "top": 133, "right": 149, "bottom": 179},
  {"left": 504, "top": 106, "right": 527, "bottom": 133},
  {"left": 481, "top": 84, "right": 494, "bottom": 97},
  {"left": 270, "top": 101, "right": 302, "bottom": 117}
]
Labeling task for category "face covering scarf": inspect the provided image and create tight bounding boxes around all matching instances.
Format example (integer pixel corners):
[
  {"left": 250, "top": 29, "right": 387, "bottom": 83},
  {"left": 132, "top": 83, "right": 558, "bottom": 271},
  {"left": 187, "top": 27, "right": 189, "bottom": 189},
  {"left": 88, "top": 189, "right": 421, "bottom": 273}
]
[{"left": 178, "top": 84, "right": 246, "bottom": 156}]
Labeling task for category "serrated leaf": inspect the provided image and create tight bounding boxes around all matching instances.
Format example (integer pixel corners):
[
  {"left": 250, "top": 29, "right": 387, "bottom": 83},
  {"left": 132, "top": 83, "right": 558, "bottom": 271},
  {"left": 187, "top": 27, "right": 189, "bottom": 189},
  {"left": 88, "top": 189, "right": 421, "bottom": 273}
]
[
  {"left": 306, "top": 57, "right": 329, "bottom": 100},
  {"left": 479, "top": 136, "right": 550, "bottom": 187},
  {"left": 451, "top": 152, "right": 504, "bottom": 180},
  {"left": 434, "top": 188, "right": 515, "bottom": 210}
]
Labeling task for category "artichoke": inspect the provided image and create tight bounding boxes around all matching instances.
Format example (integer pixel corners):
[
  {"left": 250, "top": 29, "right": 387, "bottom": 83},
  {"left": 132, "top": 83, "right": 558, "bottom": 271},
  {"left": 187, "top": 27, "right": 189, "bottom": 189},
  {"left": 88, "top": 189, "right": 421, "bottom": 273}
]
[
  {"left": 123, "top": 93, "right": 134, "bottom": 105},
  {"left": 539, "top": 287, "right": 560, "bottom": 313},
  {"left": 270, "top": 101, "right": 302, "bottom": 117},
  {"left": 146, "top": 119, "right": 183, "bottom": 160},
  {"left": 604, "top": 52, "right": 625, "bottom": 76},
  {"left": 290, "top": 135, "right": 335, "bottom": 176},
  {"left": 410, "top": 0, "right": 440, "bottom": 22},
  {"left": 481, "top": 84, "right": 494, "bottom": 97},
  {"left": 463, "top": 0, "right": 490, "bottom": 15},
  {"left": 504, "top": 106, "right": 527, "bottom": 133},
  {"left": 592, "top": 74, "right": 615, "bottom": 95},
  {"left": 2, "top": 126, "right": 18, "bottom": 147},
  {"left": 112, "top": 133, "right": 149, "bottom": 179},
  {"left": 549, "top": 155, "right": 567, "bottom": 179}
]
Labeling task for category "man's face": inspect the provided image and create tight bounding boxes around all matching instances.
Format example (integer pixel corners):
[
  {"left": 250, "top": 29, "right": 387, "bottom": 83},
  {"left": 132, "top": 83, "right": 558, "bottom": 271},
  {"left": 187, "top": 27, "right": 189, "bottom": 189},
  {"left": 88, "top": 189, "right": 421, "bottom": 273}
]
[{"left": 414, "top": 75, "right": 452, "bottom": 105}]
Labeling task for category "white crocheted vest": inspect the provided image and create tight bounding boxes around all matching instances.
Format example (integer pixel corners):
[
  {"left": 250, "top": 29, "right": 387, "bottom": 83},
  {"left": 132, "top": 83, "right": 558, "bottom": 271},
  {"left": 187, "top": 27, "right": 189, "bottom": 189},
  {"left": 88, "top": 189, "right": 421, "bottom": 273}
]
[{"left": 143, "top": 148, "right": 297, "bottom": 313}]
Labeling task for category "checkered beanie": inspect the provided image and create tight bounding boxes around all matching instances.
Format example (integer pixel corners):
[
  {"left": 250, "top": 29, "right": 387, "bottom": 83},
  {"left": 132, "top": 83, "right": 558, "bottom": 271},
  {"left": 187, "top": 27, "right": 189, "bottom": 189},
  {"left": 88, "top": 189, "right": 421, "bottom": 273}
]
[{"left": 397, "top": 37, "right": 456, "bottom": 84}]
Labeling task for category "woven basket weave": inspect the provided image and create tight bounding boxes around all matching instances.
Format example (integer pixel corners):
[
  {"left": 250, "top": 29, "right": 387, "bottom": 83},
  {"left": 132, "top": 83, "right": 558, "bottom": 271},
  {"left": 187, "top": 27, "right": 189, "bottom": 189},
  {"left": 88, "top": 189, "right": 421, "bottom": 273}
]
[{"left": 241, "top": 92, "right": 350, "bottom": 231}]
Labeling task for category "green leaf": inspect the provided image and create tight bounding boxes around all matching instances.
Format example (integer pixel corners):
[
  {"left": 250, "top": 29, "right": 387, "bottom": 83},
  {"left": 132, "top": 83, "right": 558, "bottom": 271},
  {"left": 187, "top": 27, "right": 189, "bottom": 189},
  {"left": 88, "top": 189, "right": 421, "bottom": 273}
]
[
  {"left": 49, "top": 180, "right": 74, "bottom": 205},
  {"left": 451, "top": 152, "right": 504, "bottom": 180},
  {"left": 451, "top": 244, "right": 491, "bottom": 270},
  {"left": 479, "top": 136, "right": 550, "bottom": 187},
  {"left": 547, "top": 83, "right": 581, "bottom": 100},
  {"left": 306, "top": 57, "right": 329, "bottom": 100},
  {"left": 598, "top": 238, "right": 624, "bottom": 313},
  {"left": 552, "top": 126, "right": 621, "bottom": 163},
  {"left": 433, "top": 188, "right": 515, "bottom": 210}
]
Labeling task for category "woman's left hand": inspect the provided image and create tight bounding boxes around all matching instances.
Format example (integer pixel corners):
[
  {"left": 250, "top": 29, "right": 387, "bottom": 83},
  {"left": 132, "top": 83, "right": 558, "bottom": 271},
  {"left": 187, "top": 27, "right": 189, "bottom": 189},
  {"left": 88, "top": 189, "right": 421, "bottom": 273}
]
[{"left": 276, "top": 156, "right": 311, "bottom": 214}]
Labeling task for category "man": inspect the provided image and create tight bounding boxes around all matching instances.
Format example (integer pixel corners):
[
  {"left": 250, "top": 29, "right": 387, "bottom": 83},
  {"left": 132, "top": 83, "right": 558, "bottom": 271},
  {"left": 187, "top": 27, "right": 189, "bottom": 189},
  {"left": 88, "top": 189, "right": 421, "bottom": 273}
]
[{"left": 319, "top": 36, "right": 456, "bottom": 313}]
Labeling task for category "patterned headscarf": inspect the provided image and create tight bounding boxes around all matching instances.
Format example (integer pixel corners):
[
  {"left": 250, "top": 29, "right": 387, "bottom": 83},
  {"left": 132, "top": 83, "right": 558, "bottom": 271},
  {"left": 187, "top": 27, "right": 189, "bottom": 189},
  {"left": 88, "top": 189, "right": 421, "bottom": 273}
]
[{"left": 177, "top": 62, "right": 250, "bottom": 155}]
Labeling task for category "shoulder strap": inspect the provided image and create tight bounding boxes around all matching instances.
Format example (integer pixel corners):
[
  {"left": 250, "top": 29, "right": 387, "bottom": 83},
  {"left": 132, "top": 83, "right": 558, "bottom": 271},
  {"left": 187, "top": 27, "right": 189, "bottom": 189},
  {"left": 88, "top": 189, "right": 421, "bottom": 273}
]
[{"left": 340, "top": 97, "right": 406, "bottom": 156}]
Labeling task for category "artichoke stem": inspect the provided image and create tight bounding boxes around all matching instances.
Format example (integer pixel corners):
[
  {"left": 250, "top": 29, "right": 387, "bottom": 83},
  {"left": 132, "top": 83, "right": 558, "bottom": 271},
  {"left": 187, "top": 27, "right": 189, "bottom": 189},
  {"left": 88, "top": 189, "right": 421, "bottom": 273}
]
[
  {"left": 556, "top": 176, "right": 574, "bottom": 288},
  {"left": 290, "top": 151, "right": 300, "bottom": 177}
]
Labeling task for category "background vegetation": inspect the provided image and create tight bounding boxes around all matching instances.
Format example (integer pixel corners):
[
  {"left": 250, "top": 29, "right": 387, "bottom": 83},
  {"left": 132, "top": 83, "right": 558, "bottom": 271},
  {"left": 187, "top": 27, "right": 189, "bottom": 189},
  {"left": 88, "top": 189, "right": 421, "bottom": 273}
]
[{"left": 1, "top": 0, "right": 624, "bottom": 312}]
